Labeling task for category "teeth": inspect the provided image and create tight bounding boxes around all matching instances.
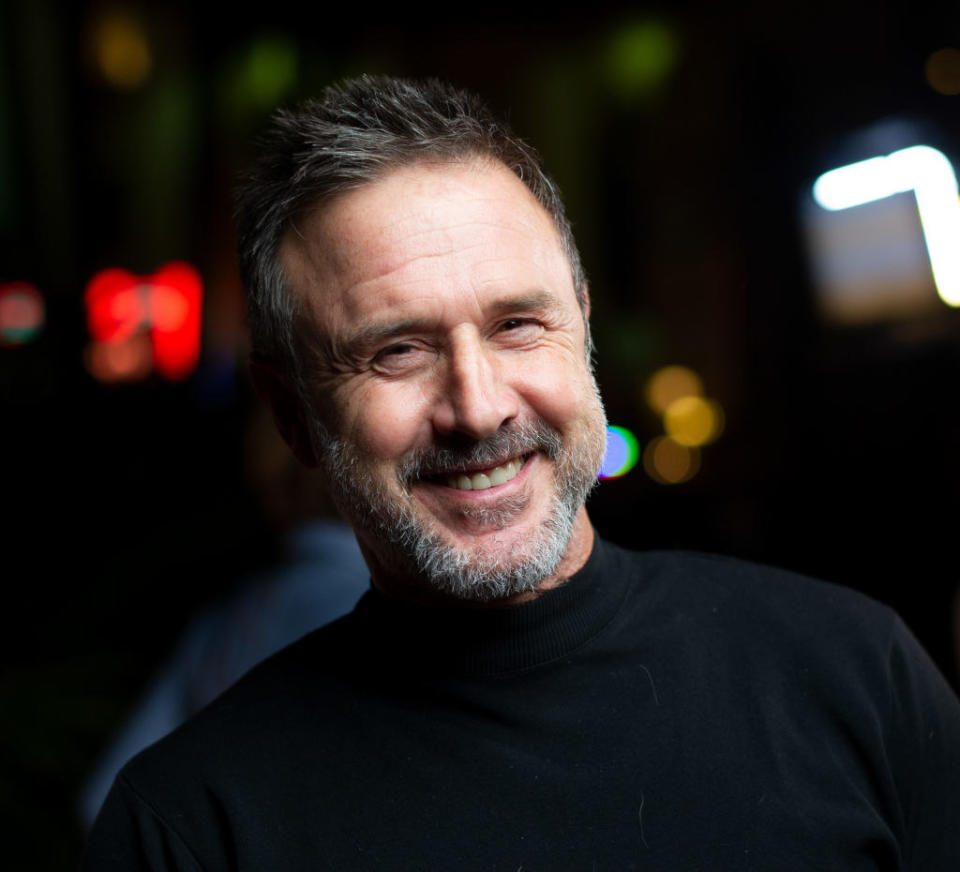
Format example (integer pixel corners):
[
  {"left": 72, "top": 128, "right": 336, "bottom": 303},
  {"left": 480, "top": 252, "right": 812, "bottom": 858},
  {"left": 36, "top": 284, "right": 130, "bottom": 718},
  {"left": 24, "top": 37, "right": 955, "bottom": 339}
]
[{"left": 445, "top": 457, "right": 523, "bottom": 491}]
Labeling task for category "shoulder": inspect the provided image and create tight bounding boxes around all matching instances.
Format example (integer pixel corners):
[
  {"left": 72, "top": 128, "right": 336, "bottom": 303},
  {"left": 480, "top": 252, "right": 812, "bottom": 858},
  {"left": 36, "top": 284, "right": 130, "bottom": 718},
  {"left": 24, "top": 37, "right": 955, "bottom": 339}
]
[
  {"left": 605, "top": 540, "right": 895, "bottom": 630},
  {"left": 115, "top": 611, "right": 361, "bottom": 796},
  {"left": 600, "top": 542, "right": 922, "bottom": 758},
  {"left": 599, "top": 541, "right": 901, "bottom": 680},
  {"left": 86, "top": 606, "right": 391, "bottom": 864}
]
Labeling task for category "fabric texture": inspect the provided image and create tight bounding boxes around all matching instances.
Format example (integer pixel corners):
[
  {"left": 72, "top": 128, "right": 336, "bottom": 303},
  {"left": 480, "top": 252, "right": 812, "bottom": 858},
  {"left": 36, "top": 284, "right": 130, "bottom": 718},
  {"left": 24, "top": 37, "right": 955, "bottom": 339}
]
[{"left": 83, "top": 539, "right": 960, "bottom": 870}]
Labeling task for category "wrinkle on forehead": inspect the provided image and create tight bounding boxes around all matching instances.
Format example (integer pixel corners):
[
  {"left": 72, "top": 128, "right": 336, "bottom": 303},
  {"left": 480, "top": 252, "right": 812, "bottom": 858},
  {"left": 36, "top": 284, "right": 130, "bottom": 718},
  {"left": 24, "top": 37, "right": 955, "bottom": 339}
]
[
  {"left": 279, "top": 159, "right": 579, "bottom": 360},
  {"left": 288, "top": 159, "right": 562, "bottom": 278}
]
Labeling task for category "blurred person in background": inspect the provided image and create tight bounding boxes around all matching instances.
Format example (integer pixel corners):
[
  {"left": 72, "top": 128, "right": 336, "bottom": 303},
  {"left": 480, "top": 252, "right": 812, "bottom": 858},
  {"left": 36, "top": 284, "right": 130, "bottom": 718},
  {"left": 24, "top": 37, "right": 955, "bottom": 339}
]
[
  {"left": 78, "top": 406, "right": 368, "bottom": 829},
  {"left": 83, "top": 76, "right": 960, "bottom": 870}
]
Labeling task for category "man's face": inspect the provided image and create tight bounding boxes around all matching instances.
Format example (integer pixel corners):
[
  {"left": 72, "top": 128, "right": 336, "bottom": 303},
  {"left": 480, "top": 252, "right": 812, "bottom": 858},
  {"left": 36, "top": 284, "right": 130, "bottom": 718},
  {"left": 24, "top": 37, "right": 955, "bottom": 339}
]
[{"left": 279, "top": 158, "right": 606, "bottom": 603}]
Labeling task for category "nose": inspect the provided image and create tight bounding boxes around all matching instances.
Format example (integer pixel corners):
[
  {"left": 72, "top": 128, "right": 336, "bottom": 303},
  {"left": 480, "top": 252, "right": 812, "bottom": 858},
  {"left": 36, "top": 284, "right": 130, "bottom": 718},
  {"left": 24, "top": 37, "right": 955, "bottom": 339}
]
[{"left": 431, "top": 330, "right": 518, "bottom": 440}]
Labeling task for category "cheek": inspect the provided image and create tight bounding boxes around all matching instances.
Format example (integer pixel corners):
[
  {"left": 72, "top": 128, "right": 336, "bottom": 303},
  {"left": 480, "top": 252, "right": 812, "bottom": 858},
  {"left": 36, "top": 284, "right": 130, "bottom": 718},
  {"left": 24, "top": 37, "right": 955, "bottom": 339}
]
[
  {"left": 517, "top": 354, "right": 597, "bottom": 428},
  {"left": 341, "top": 381, "right": 432, "bottom": 460}
]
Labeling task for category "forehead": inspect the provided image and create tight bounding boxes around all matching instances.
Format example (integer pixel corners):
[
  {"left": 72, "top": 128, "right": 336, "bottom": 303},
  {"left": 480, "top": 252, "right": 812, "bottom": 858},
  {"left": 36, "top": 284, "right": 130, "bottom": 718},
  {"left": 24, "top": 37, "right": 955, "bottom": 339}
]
[{"left": 279, "top": 158, "right": 576, "bottom": 331}]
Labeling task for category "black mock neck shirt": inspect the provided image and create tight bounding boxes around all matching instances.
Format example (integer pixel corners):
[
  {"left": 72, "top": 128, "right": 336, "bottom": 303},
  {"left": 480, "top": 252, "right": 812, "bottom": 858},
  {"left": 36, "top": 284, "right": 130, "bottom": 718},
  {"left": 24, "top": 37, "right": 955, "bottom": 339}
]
[{"left": 84, "top": 539, "right": 960, "bottom": 870}]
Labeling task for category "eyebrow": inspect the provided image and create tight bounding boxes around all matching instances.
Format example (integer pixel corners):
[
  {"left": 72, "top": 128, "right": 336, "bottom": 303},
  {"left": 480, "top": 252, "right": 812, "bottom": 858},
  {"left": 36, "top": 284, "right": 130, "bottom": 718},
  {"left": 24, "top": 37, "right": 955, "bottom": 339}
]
[
  {"left": 342, "top": 317, "right": 436, "bottom": 355},
  {"left": 341, "top": 290, "right": 561, "bottom": 353},
  {"left": 487, "top": 290, "right": 558, "bottom": 317}
]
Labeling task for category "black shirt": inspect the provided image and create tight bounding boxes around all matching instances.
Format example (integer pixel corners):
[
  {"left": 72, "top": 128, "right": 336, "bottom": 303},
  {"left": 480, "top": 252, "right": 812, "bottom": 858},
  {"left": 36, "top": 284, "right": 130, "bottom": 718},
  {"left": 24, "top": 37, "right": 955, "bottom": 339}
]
[{"left": 83, "top": 540, "right": 960, "bottom": 870}]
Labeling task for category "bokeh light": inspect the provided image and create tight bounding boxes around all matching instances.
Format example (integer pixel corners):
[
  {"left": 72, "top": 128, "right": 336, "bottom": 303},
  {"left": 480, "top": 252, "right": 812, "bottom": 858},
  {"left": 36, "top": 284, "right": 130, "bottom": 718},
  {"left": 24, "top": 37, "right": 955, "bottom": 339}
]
[
  {"left": 0, "top": 282, "right": 45, "bottom": 346},
  {"left": 150, "top": 284, "right": 191, "bottom": 331},
  {"left": 84, "top": 334, "right": 153, "bottom": 383},
  {"left": 663, "top": 396, "right": 724, "bottom": 447},
  {"left": 925, "top": 48, "right": 960, "bottom": 96},
  {"left": 813, "top": 145, "right": 960, "bottom": 306},
  {"left": 85, "top": 262, "right": 203, "bottom": 381},
  {"left": 599, "top": 425, "right": 640, "bottom": 479},
  {"left": 244, "top": 37, "right": 298, "bottom": 108},
  {"left": 604, "top": 19, "right": 679, "bottom": 103},
  {"left": 224, "top": 36, "right": 299, "bottom": 118},
  {"left": 643, "top": 436, "right": 700, "bottom": 485},
  {"left": 89, "top": 10, "right": 152, "bottom": 91},
  {"left": 644, "top": 365, "right": 703, "bottom": 415},
  {"left": 87, "top": 269, "right": 148, "bottom": 344}
]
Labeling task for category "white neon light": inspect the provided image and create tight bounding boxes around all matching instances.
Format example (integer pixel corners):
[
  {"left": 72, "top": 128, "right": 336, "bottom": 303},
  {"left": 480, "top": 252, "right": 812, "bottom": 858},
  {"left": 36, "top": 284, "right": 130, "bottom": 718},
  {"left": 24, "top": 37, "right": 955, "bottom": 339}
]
[{"left": 813, "top": 145, "right": 960, "bottom": 306}]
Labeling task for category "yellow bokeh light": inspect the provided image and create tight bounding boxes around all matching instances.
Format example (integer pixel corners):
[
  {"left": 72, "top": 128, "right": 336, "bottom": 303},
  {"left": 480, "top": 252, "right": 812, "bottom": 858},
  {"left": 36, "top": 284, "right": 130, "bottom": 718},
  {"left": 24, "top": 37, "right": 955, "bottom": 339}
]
[
  {"left": 644, "top": 365, "right": 703, "bottom": 415},
  {"left": 643, "top": 436, "right": 700, "bottom": 485},
  {"left": 663, "top": 395, "right": 724, "bottom": 447},
  {"left": 92, "top": 11, "right": 152, "bottom": 91},
  {"left": 926, "top": 48, "right": 960, "bottom": 96}
]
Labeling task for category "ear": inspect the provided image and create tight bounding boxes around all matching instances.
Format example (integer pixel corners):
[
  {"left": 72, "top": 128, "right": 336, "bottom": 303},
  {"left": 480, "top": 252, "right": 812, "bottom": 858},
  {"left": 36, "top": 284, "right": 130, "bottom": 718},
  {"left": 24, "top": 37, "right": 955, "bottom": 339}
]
[
  {"left": 580, "top": 281, "right": 591, "bottom": 320},
  {"left": 248, "top": 354, "right": 319, "bottom": 467}
]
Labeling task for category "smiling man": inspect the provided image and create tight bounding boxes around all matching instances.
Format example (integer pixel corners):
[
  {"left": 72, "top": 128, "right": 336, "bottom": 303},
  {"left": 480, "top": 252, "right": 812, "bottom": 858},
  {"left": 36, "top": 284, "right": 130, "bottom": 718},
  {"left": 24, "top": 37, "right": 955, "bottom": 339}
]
[
  {"left": 274, "top": 158, "right": 606, "bottom": 605},
  {"left": 84, "top": 76, "right": 960, "bottom": 870}
]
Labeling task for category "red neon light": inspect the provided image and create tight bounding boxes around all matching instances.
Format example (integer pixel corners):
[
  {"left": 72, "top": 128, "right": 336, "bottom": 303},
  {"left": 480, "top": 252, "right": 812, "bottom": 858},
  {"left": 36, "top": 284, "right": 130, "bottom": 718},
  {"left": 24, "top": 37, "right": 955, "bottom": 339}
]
[{"left": 85, "top": 262, "right": 202, "bottom": 380}]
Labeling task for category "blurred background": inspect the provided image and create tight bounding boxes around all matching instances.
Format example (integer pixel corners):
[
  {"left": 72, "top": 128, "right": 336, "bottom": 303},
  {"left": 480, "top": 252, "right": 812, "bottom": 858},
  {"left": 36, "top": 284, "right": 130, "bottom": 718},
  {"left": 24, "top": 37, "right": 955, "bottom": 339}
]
[{"left": 3, "top": 1, "right": 960, "bottom": 866}]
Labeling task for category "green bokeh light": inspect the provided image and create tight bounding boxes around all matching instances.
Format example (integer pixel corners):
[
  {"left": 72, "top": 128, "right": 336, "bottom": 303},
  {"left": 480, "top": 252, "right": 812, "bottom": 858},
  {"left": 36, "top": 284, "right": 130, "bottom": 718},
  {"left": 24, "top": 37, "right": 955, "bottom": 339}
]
[
  {"left": 224, "top": 35, "right": 299, "bottom": 121},
  {"left": 245, "top": 37, "right": 298, "bottom": 108},
  {"left": 604, "top": 19, "right": 679, "bottom": 102}
]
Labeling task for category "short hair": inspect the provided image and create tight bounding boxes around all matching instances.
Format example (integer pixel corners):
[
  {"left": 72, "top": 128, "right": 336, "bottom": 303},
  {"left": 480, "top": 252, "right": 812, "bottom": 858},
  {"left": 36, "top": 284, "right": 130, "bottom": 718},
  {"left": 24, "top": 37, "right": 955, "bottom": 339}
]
[{"left": 236, "top": 74, "right": 589, "bottom": 384}]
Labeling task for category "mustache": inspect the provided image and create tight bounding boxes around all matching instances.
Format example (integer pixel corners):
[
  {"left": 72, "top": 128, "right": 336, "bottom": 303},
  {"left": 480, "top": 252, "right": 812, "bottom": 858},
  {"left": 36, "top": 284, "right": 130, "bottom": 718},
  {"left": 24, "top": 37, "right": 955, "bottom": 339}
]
[{"left": 398, "top": 421, "right": 562, "bottom": 488}]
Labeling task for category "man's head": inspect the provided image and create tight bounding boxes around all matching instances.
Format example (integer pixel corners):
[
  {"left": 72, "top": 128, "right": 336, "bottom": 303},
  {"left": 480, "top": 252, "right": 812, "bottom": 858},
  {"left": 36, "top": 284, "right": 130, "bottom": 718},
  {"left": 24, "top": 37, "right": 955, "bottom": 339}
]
[
  {"left": 238, "top": 76, "right": 606, "bottom": 604},
  {"left": 237, "top": 76, "right": 590, "bottom": 385}
]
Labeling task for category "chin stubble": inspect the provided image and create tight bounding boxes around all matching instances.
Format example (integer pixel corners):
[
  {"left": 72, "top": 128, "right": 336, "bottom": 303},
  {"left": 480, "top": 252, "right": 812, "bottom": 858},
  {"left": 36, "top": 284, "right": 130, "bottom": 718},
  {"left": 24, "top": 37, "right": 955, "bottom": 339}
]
[{"left": 312, "top": 388, "right": 607, "bottom": 602}]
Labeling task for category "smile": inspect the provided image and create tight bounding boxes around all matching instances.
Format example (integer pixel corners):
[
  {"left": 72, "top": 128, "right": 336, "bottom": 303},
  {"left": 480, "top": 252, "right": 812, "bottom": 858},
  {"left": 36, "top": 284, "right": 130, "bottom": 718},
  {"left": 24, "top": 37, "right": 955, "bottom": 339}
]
[{"left": 443, "top": 456, "right": 526, "bottom": 491}]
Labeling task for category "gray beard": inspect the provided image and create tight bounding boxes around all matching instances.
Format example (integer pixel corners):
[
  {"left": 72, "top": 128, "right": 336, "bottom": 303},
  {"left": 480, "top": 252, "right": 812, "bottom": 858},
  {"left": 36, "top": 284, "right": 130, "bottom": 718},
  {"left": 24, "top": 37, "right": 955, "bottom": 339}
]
[{"left": 314, "top": 407, "right": 606, "bottom": 603}]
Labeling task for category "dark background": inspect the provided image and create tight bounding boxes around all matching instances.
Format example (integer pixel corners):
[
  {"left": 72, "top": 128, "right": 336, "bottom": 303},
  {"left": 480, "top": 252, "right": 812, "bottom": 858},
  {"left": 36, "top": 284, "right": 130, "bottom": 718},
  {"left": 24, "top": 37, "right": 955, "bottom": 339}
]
[{"left": 3, "top": 2, "right": 960, "bottom": 867}]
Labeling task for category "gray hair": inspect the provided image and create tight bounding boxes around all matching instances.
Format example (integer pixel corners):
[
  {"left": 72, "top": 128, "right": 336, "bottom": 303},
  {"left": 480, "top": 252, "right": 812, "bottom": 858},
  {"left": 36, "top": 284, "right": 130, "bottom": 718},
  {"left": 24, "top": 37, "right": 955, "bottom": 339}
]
[{"left": 235, "top": 74, "right": 589, "bottom": 384}]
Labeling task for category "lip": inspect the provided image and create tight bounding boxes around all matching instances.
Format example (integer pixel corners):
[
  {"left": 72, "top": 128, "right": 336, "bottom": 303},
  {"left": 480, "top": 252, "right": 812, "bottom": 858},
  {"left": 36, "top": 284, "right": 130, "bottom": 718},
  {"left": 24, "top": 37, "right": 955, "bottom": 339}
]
[
  {"left": 438, "top": 453, "right": 526, "bottom": 478},
  {"left": 418, "top": 453, "right": 536, "bottom": 500}
]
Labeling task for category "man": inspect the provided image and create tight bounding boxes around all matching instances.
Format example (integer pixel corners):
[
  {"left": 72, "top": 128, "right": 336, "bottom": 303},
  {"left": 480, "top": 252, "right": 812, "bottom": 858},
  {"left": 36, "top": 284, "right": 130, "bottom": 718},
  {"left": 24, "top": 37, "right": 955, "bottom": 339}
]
[{"left": 84, "top": 76, "right": 960, "bottom": 870}]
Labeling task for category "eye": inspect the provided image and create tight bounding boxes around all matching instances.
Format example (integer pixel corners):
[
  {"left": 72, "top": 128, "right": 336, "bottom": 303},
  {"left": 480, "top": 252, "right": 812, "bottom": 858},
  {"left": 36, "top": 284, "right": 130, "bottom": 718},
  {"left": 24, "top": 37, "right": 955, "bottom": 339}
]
[
  {"left": 371, "top": 341, "right": 430, "bottom": 375},
  {"left": 499, "top": 318, "right": 528, "bottom": 331},
  {"left": 495, "top": 317, "right": 542, "bottom": 344},
  {"left": 376, "top": 342, "right": 415, "bottom": 359}
]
